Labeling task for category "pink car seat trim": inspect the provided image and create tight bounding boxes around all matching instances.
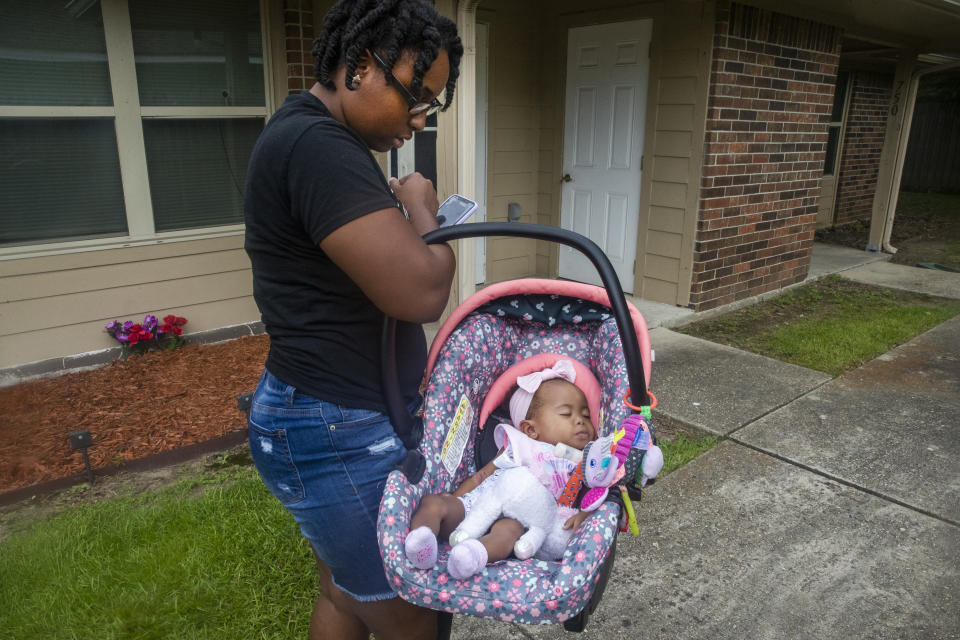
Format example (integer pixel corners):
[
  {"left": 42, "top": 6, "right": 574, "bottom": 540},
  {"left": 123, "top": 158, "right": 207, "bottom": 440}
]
[
  {"left": 477, "top": 353, "right": 603, "bottom": 432},
  {"left": 425, "top": 278, "right": 652, "bottom": 392}
]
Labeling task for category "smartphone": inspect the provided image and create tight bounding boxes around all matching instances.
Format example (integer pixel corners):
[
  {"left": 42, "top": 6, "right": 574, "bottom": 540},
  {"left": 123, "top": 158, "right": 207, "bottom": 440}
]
[{"left": 436, "top": 194, "right": 479, "bottom": 227}]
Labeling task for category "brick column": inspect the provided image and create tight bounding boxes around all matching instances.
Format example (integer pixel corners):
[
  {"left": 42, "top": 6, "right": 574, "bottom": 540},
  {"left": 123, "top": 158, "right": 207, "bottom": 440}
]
[
  {"left": 285, "top": 0, "right": 316, "bottom": 94},
  {"left": 833, "top": 71, "right": 894, "bottom": 227},
  {"left": 691, "top": 3, "right": 842, "bottom": 311}
]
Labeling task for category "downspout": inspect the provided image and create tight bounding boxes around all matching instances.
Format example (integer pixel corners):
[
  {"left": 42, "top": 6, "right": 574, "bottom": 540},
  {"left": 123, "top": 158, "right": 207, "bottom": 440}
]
[{"left": 878, "top": 59, "right": 960, "bottom": 253}]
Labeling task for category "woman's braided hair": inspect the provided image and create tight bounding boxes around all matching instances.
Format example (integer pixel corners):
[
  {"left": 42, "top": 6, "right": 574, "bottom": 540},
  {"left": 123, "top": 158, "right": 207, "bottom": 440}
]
[{"left": 312, "top": 0, "right": 463, "bottom": 111}]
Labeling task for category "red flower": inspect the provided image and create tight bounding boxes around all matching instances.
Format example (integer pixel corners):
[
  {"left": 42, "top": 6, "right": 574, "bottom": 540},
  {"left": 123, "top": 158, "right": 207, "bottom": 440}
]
[
  {"left": 161, "top": 323, "right": 173, "bottom": 333},
  {"left": 130, "top": 324, "right": 142, "bottom": 332},
  {"left": 172, "top": 326, "right": 183, "bottom": 336},
  {"left": 142, "top": 331, "right": 153, "bottom": 341},
  {"left": 163, "top": 314, "right": 176, "bottom": 324},
  {"left": 175, "top": 316, "right": 187, "bottom": 325},
  {"left": 128, "top": 333, "right": 140, "bottom": 345}
]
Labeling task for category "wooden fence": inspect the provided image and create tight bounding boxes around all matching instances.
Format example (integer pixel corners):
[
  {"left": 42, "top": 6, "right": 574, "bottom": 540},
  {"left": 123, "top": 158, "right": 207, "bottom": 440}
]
[{"left": 901, "top": 101, "right": 960, "bottom": 193}]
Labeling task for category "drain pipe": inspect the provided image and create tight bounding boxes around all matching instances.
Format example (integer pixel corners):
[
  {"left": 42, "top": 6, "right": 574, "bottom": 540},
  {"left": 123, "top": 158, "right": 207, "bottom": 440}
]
[{"left": 878, "top": 59, "right": 960, "bottom": 254}]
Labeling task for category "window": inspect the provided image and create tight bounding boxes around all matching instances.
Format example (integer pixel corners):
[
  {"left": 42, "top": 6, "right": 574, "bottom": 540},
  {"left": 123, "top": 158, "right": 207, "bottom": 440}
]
[
  {"left": 390, "top": 112, "right": 438, "bottom": 185},
  {"left": 823, "top": 71, "right": 850, "bottom": 176},
  {"left": 0, "top": 0, "right": 269, "bottom": 251}
]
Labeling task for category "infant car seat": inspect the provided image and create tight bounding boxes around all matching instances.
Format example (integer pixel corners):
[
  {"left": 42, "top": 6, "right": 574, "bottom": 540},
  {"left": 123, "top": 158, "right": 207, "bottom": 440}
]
[{"left": 378, "top": 224, "right": 655, "bottom": 634}]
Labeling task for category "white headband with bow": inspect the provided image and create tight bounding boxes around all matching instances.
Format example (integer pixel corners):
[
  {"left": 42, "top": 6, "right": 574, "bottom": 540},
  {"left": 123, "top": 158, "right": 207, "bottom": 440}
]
[{"left": 508, "top": 359, "right": 577, "bottom": 428}]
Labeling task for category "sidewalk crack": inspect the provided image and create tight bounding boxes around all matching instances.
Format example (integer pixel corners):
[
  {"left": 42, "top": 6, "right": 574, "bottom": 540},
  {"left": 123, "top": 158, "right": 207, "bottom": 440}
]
[
  {"left": 727, "top": 438, "right": 960, "bottom": 529},
  {"left": 723, "top": 375, "right": 834, "bottom": 439},
  {"left": 712, "top": 381, "right": 959, "bottom": 528}
]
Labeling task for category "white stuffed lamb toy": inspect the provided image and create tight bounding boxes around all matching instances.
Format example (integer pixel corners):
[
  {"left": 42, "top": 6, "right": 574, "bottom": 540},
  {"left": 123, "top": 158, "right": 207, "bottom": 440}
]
[{"left": 448, "top": 424, "right": 620, "bottom": 562}]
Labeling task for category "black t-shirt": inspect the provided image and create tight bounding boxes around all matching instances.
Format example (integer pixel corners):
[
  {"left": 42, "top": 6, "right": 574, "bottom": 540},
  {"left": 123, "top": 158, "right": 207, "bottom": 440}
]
[{"left": 244, "top": 91, "right": 427, "bottom": 411}]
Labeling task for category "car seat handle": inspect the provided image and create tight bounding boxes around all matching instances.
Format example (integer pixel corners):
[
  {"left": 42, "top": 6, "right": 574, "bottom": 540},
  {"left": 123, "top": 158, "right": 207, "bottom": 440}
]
[{"left": 381, "top": 223, "right": 650, "bottom": 481}]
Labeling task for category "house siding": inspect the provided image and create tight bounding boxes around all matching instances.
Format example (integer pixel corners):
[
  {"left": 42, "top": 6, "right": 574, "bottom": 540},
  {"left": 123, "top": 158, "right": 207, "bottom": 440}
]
[
  {"left": 833, "top": 71, "right": 894, "bottom": 227},
  {"left": 691, "top": 2, "right": 841, "bottom": 311},
  {"left": 0, "top": 237, "right": 259, "bottom": 372},
  {"left": 482, "top": 1, "right": 542, "bottom": 284},
  {"left": 639, "top": 11, "right": 715, "bottom": 306}
]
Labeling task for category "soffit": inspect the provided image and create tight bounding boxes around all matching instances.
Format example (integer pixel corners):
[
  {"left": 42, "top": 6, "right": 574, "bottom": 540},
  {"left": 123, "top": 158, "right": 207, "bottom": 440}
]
[{"left": 738, "top": 0, "right": 960, "bottom": 58}]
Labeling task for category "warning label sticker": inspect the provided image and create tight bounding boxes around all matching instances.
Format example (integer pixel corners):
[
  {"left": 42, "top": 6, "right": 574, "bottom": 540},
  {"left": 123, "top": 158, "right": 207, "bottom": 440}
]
[{"left": 440, "top": 394, "right": 473, "bottom": 476}]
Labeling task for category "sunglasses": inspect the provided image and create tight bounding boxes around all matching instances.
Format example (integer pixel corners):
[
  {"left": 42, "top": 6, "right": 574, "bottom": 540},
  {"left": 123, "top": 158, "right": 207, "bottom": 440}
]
[{"left": 370, "top": 51, "right": 443, "bottom": 116}]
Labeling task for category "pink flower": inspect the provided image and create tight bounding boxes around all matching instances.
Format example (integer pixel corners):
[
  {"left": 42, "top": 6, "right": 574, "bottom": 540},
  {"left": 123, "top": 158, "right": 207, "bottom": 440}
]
[
  {"left": 513, "top": 578, "right": 522, "bottom": 587},
  {"left": 439, "top": 591, "right": 451, "bottom": 602},
  {"left": 545, "top": 600, "right": 558, "bottom": 610},
  {"left": 488, "top": 581, "right": 499, "bottom": 592},
  {"left": 492, "top": 599, "right": 503, "bottom": 608},
  {"left": 575, "top": 550, "right": 586, "bottom": 562},
  {"left": 438, "top": 574, "right": 448, "bottom": 585},
  {"left": 385, "top": 515, "right": 395, "bottom": 526}
]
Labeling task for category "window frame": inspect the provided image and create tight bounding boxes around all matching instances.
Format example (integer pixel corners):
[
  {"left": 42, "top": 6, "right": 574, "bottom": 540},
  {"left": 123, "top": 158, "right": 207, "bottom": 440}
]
[
  {"left": 0, "top": 0, "right": 275, "bottom": 260},
  {"left": 390, "top": 115, "right": 439, "bottom": 184},
  {"left": 823, "top": 71, "right": 852, "bottom": 177}
]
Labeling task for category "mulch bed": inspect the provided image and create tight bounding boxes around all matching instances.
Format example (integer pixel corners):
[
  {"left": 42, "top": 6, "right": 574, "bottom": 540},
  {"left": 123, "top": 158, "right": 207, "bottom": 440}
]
[{"left": 0, "top": 335, "right": 269, "bottom": 494}]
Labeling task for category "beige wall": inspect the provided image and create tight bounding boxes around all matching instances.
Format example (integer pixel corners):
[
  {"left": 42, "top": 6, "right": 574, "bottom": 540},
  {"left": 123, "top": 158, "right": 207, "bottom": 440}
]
[
  {"left": 476, "top": 1, "right": 544, "bottom": 284},
  {"left": 636, "top": 3, "right": 715, "bottom": 306},
  {"left": 0, "top": 236, "right": 260, "bottom": 370},
  {"left": 477, "top": 0, "right": 713, "bottom": 305},
  {"left": 1, "top": 0, "right": 714, "bottom": 374}
]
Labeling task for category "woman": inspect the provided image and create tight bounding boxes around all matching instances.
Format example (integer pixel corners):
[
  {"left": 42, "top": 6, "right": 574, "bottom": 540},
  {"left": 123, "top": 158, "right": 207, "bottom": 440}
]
[{"left": 243, "top": 1, "right": 462, "bottom": 638}]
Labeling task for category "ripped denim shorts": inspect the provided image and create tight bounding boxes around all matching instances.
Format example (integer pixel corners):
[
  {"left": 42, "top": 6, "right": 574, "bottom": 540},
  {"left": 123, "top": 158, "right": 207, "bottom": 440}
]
[{"left": 248, "top": 368, "right": 409, "bottom": 602}]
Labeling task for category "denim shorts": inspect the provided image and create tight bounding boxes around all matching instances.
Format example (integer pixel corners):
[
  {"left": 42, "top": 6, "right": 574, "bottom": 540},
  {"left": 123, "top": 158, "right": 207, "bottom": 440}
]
[{"left": 247, "top": 369, "right": 410, "bottom": 601}]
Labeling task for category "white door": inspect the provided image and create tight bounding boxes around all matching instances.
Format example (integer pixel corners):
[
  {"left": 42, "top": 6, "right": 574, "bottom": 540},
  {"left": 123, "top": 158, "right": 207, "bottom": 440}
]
[{"left": 559, "top": 20, "right": 651, "bottom": 293}]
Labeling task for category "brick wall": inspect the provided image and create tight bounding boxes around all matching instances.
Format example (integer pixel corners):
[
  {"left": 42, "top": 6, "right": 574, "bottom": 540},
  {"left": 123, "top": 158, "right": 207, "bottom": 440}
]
[
  {"left": 691, "top": 3, "right": 842, "bottom": 311},
  {"left": 285, "top": 0, "right": 316, "bottom": 94},
  {"left": 833, "top": 71, "right": 893, "bottom": 226}
]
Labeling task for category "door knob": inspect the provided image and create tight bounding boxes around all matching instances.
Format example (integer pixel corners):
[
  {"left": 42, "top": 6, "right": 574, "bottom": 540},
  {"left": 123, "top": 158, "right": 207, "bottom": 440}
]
[{"left": 561, "top": 174, "right": 573, "bottom": 183}]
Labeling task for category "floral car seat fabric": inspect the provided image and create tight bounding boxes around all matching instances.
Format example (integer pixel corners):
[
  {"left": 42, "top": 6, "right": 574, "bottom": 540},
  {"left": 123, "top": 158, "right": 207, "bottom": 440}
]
[{"left": 377, "top": 286, "right": 651, "bottom": 625}]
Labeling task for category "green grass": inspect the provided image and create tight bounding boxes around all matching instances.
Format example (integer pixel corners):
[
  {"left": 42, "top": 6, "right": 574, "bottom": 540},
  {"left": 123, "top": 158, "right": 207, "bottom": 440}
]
[
  {"left": 761, "top": 304, "right": 958, "bottom": 376},
  {"left": 0, "top": 467, "right": 316, "bottom": 640},
  {"left": 656, "top": 434, "right": 718, "bottom": 477},
  {"left": 0, "top": 434, "right": 719, "bottom": 639},
  {"left": 895, "top": 191, "right": 960, "bottom": 220},
  {"left": 896, "top": 192, "right": 960, "bottom": 270},
  {"left": 679, "top": 276, "right": 960, "bottom": 376}
]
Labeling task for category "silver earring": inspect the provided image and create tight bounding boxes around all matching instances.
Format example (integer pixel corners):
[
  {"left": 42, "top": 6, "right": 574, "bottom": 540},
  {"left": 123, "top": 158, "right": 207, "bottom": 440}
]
[{"left": 351, "top": 74, "right": 361, "bottom": 88}]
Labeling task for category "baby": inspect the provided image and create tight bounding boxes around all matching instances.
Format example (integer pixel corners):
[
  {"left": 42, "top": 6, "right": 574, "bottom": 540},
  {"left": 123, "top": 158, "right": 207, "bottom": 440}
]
[{"left": 404, "top": 359, "right": 606, "bottom": 579}]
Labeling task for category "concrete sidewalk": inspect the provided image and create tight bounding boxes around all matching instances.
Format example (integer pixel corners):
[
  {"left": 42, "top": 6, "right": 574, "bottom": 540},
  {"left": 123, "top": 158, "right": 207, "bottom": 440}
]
[{"left": 452, "top": 246, "right": 960, "bottom": 639}]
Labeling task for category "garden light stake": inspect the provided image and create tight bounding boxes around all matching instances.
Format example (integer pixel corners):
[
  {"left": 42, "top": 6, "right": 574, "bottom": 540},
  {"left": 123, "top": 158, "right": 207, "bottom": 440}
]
[{"left": 69, "top": 430, "right": 95, "bottom": 485}]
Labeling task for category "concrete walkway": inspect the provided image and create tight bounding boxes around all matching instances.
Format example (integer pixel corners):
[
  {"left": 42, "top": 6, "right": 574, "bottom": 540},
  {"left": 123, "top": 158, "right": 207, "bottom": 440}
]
[{"left": 451, "top": 245, "right": 960, "bottom": 639}]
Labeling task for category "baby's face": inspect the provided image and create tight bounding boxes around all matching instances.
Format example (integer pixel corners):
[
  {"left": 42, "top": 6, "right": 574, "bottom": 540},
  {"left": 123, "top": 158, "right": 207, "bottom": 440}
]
[{"left": 525, "top": 380, "right": 595, "bottom": 449}]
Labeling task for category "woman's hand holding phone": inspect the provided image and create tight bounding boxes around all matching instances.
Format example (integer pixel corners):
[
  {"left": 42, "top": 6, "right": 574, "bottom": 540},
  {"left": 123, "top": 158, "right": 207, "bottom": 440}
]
[{"left": 389, "top": 173, "right": 441, "bottom": 235}]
